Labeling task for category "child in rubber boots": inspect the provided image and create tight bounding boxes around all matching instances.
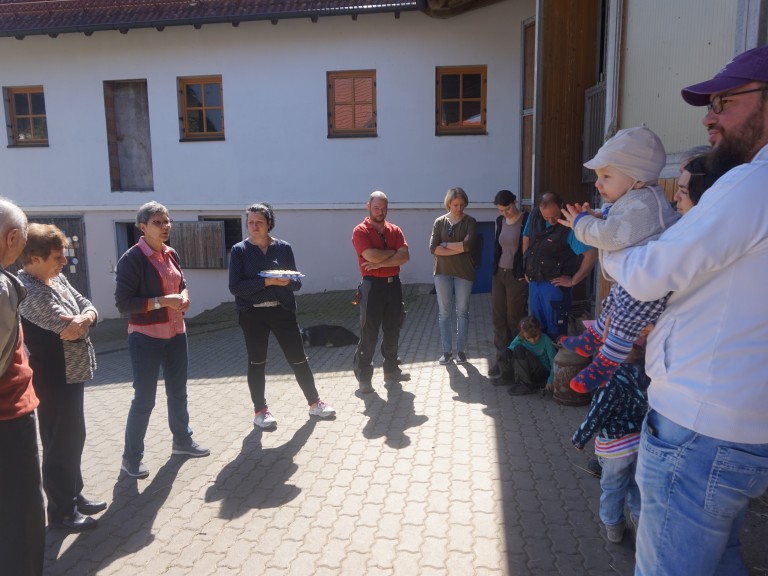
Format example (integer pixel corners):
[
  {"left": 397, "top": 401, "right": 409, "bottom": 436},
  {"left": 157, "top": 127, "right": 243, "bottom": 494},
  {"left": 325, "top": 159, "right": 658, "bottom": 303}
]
[
  {"left": 499, "top": 316, "right": 557, "bottom": 396},
  {"left": 559, "top": 126, "right": 678, "bottom": 392},
  {"left": 572, "top": 344, "right": 650, "bottom": 544}
]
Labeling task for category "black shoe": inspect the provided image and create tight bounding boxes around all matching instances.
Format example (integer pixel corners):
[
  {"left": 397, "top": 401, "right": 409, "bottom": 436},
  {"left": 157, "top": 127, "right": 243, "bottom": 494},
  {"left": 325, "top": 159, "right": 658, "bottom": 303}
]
[
  {"left": 50, "top": 511, "right": 98, "bottom": 532},
  {"left": 491, "top": 376, "right": 514, "bottom": 387},
  {"left": 76, "top": 494, "right": 107, "bottom": 515},
  {"left": 383, "top": 370, "right": 411, "bottom": 382},
  {"left": 488, "top": 364, "right": 501, "bottom": 379},
  {"left": 507, "top": 382, "right": 537, "bottom": 396}
]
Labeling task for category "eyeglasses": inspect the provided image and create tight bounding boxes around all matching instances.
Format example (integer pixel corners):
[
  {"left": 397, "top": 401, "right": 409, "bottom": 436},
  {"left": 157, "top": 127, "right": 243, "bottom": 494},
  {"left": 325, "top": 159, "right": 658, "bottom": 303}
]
[
  {"left": 378, "top": 232, "right": 388, "bottom": 249},
  {"left": 447, "top": 223, "right": 454, "bottom": 238},
  {"left": 707, "top": 86, "right": 768, "bottom": 114},
  {"left": 150, "top": 219, "right": 173, "bottom": 227}
]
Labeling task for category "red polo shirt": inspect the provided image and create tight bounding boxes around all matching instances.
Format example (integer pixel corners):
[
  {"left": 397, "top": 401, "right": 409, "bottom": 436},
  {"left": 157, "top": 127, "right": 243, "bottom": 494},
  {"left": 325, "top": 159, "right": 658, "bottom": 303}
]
[{"left": 352, "top": 217, "right": 408, "bottom": 278}]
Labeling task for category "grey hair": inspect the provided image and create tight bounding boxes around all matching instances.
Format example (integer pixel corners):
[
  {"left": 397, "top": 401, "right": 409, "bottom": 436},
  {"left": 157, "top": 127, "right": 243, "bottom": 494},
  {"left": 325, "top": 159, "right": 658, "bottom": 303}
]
[
  {"left": 136, "top": 201, "right": 169, "bottom": 227},
  {"left": 369, "top": 191, "right": 388, "bottom": 204},
  {"left": 0, "top": 197, "right": 28, "bottom": 238}
]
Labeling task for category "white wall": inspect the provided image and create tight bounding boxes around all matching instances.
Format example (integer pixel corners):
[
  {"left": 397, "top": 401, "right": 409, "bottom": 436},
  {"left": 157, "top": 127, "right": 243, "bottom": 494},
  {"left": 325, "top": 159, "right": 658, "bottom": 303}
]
[
  {"left": 2, "top": 1, "right": 534, "bottom": 317},
  {"left": 621, "top": 0, "right": 738, "bottom": 156}
]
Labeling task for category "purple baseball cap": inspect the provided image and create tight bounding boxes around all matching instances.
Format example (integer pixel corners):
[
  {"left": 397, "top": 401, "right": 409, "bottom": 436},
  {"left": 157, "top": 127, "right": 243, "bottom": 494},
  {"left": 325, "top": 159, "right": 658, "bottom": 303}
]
[{"left": 681, "top": 45, "right": 768, "bottom": 106}]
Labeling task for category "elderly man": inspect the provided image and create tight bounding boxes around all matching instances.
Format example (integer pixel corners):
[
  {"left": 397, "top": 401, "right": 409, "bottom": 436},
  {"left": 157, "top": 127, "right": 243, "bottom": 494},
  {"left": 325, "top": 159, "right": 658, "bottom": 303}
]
[
  {"left": 0, "top": 197, "right": 45, "bottom": 576},
  {"left": 523, "top": 192, "right": 597, "bottom": 340},
  {"left": 598, "top": 45, "right": 768, "bottom": 575},
  {"left": 351, "top": 191, "right": 410, "bottom": 394}
]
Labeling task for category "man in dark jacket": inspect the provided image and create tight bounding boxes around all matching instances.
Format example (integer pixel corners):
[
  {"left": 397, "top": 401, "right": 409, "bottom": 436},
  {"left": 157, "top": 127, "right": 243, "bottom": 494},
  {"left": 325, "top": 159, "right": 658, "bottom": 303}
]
[{"left": 523, "top": 192, "right": 597, "bottom": 340}]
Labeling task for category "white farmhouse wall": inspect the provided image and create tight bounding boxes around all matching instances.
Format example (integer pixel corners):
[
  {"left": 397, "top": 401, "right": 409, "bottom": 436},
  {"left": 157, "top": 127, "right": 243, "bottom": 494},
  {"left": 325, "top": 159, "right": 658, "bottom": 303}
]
[
  {"left": 1, "top": 0, "right": 534, "bottom": 317},
  {"left": 622, "top": 0, "right": 737, "bottom": 155}
]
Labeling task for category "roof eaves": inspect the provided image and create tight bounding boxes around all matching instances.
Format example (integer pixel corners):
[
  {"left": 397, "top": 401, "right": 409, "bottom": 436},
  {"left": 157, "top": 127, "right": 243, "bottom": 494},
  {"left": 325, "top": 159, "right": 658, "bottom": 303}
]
[{"left": 0, "top": 1, "right": 423, "bottom": 39}]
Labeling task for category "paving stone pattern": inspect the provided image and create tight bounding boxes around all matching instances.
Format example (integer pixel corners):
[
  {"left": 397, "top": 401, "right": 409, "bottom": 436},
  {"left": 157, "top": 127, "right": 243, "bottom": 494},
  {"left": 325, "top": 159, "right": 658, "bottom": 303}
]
[{"left": 44, "top": 286, "right": 768, "bottom": 575}]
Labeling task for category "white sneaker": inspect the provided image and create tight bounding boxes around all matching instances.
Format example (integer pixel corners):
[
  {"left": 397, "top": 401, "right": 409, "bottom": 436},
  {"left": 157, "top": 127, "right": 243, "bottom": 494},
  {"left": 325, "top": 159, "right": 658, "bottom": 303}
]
[
  {"left": 438, "top": 352, "right": 453, "bottom": 365},
  {"left": 308, "top": 400, "right": 336, "bottom": 419},
  {"left": 253, "top": 408, "right": 277, "bottom": 429}
]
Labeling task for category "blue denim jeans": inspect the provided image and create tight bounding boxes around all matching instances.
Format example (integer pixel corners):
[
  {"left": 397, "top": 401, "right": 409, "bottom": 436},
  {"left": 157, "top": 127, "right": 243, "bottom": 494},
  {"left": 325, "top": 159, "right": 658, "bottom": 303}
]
[
  {"left": 433, "top": 274, "right": 473, "bottom": 353},
  {"left": 635, "top": 410, "right": 768, "bottom": 576},
  {"left": 527, "top": 281, "right": 571, "bottom": 339},
  {"left": 598, "top": 450, "right": 640, "bottom": 527},
  {"left": 124, "top": 332, "right": 193, "bottom": 463}
]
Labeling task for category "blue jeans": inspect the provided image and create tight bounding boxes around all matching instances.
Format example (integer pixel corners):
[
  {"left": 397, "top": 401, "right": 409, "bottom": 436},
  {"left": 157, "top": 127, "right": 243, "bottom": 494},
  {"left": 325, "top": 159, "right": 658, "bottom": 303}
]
[
  {"left": 124, "top": 332, "right": 193, "bottom": 463},
  {"left": 635, "top": 410, "right": 768, "bottom": 576},
  {"left": 598, "top": 450, "right": 640, "bottom": 527},
  {"left": 433, "top": 274, "right": 473, "bottom": 353},
  {"left": 527, "top": 281, "right": 571, "bottom": 339}
]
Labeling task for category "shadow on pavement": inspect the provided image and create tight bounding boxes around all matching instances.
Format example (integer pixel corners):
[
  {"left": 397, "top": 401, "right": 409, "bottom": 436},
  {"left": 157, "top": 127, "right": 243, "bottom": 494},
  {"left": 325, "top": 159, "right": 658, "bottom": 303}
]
[
  {"left": 44, "top": 457, "right": 187, "bottom": 575},
  {"left": 359, "top": 381, "right": 429, "bottom": 448},
  {"left": 205, "top": 419, "right": 317, "bottom": 519}
]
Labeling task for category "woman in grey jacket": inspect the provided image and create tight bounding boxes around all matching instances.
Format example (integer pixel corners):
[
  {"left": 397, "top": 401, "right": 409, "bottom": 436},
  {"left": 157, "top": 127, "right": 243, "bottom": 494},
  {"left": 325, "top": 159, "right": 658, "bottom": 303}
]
[{"left": 18, "top": 223, "right": 105, "bottom": 532}]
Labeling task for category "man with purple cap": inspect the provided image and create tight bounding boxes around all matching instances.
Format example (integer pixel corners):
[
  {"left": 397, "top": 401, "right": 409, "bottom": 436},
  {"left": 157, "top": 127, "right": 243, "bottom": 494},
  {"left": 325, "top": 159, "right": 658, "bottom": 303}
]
[{"left": 599, "top": 45, "right": 768, "bottom": 575}]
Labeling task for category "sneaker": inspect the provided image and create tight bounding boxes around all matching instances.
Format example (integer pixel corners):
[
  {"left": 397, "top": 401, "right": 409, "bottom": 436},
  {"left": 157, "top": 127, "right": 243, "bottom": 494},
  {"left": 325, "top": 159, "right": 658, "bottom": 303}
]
[
  {"left": 171, "top": 440, "right": 210, "bottom": 458},
  {"left": 438, "top": 352, "right": 453, "bottom": 365},
  {"left": 308, "top": 399, "right": 336, "bottom": 419},
  {"left": 488, "top": 363, "right": 501, "bottom": 379},
  {"left": 605, "top": 521, "right": 626, "bottom": 543},
  {"left": 253, "top": 408, "right": 277, "bottom": 429},
  {"left": 121, "top": 459, "right": 149, "bottom": 479},
  {"left": 455, "top": 351, "right": 468, "bottom": 364}
]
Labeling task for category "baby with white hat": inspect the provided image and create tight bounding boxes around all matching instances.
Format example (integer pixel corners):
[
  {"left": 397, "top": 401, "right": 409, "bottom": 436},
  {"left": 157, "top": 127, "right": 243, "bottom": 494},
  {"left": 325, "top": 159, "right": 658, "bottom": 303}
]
[{"left": 558, "top": 126, "right": 679, "bottom": 392}]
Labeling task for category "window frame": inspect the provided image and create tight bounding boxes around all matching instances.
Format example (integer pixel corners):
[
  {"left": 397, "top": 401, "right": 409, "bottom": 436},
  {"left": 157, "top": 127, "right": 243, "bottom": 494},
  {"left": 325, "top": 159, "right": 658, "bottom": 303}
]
[
  {"left": 5, "top": 85, "right": 49, "bottom": 146},
  {"left": 435, "top": 66, "right": 487, "bottom": 136},
  {"left": 327, "top": 69, "right": 377, "bottom": 138},
  {"left": 178, "top": 75, "right": 225, "bottom": 141}
]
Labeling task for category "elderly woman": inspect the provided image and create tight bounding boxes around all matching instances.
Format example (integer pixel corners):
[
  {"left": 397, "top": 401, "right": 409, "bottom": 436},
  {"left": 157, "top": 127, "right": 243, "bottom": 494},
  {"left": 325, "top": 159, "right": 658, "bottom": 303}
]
[
  {"left": 228, "top": 203, "right": 335, "bottom": 429},
  {"left": 18, "top": 223, "right": 104, "bottom": 531},
  {"left": 488, "top": 190, "right": 529, "bottom": 380},
  {"left": 115, "top": 201, "right": 209, "bottom": 480},
  {"left": 429, "top": 187, "right": 477, "bottom": 365}
]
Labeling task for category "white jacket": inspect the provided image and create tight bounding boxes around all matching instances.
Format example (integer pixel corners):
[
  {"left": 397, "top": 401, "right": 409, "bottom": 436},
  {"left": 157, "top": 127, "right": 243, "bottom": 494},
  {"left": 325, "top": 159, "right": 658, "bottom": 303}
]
[{"left": 602, "top": 144, "right": 768, "bottom": 443}]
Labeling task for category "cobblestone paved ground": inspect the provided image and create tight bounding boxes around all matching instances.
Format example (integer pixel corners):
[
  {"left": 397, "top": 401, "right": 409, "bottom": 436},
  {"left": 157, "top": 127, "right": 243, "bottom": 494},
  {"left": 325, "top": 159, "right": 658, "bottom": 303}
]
[{"left": 42, "top": 286, "right": 768, "bottom": 575}]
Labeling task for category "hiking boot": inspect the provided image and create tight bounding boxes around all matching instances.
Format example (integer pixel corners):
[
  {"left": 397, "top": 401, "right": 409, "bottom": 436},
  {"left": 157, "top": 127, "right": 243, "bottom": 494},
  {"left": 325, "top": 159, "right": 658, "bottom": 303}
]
[
  {"left": 507, "top": 381, "right": 537, "bottom": 396},
  {"left": 488, "top": 363, "right": 501, "bottom": 379},
  {"left": 383, "top": 369, "right": 411, "bottom": 382},
  {"left": 358, "top": 381, "right": 375, "bottom": 394}
]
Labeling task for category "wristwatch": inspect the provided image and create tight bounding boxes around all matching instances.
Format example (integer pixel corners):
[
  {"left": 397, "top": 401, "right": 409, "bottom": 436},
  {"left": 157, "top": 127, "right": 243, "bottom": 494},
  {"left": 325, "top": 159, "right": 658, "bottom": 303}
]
[{"left": 153, "top": 297, "right": 161, "bottom": 310}]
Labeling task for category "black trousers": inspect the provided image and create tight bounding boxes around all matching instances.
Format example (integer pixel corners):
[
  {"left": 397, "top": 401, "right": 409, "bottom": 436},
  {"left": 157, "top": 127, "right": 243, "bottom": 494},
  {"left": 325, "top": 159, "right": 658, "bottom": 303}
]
[
  {"left": 238, "top": 305, "right": 320, "bottom": 413},
  {"left": 0, "top": 412, "right": 45, "bottom": 576},
  {"left": 353, "top": 277, "right": 403, "bottom": 382},
  {"left": 499, "top": 345, "right": 550, "bottom": 388},
  {"left": 35, "top": 379, "right": 86, "bottom": 522}
]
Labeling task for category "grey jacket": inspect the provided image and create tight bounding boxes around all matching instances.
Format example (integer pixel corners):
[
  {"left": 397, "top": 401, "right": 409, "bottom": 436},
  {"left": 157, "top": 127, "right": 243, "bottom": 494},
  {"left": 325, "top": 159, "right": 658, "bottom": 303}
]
[
  {"left": 18, "top": 271, "right": 97, "bottom": 384},
  {"left": 574, "top": 185, "right": 679, "bottom": 281}
]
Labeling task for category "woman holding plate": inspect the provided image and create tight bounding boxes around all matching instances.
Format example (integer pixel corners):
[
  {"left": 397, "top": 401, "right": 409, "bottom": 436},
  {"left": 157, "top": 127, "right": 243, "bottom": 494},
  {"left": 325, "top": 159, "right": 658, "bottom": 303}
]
[{"left": 228, "top": 203, "right": 336, "bottom": 429}]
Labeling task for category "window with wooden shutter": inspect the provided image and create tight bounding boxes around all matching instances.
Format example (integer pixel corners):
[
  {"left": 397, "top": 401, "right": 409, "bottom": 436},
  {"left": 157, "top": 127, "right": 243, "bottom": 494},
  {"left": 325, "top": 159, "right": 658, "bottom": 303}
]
[
  {"left": 168, "top": 221, "right": 226, "bottom": 269},
  {"left": 327, "top": 70, "right": 377, "bottom": 137}
]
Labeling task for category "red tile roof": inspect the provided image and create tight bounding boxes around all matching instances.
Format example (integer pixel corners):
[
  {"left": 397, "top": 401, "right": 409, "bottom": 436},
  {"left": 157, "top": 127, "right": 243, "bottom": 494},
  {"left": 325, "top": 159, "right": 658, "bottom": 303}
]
[{"left": 0, "top": 0, "right": 422, "bottom": 37}]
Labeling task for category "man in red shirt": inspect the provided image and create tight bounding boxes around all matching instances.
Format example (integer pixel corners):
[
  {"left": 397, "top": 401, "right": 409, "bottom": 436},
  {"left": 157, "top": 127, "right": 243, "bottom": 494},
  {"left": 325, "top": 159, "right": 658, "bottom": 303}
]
[
  {"left": 351, "top": 191, "right": 410, "bottom": 394},
  {"left": 0, "top": 197, "right": 45, "bottom": 576}
]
